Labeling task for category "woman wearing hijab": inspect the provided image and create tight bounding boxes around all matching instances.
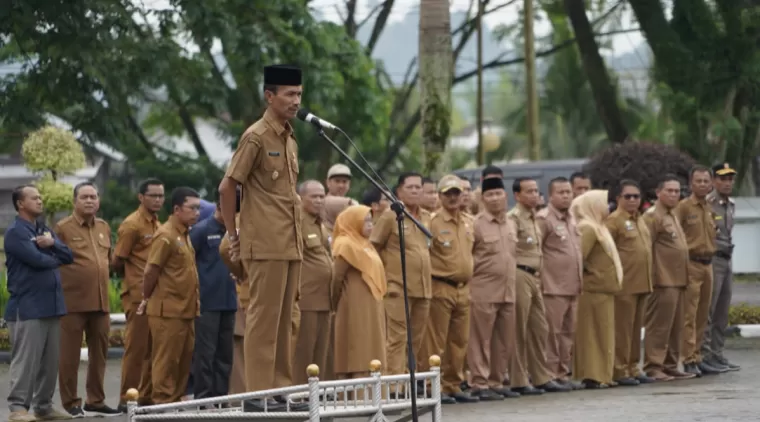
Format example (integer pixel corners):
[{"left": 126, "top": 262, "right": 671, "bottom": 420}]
[
  {"left": 570, "top": 190, "right": 623, "bottom": 389},
  {"left": 331, "top": 205, "right": 387, "bottom": 391}
]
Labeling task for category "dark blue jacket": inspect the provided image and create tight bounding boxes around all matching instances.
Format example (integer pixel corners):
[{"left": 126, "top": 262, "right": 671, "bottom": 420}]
[
  {"left": 189, "top": 217, "right": 237, "bottom": 312},
  {"left": 4, "top": 217, "right": 73, "bottom": 321}
]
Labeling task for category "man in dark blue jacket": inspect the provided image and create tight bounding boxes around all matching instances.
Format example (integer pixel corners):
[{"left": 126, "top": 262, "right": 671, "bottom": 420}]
[
  {"left": 189, "top": 201, "right": 238, "bottom": 401},
  {"left": 4, "top": 185, "right": 74, "bottom": 422}
]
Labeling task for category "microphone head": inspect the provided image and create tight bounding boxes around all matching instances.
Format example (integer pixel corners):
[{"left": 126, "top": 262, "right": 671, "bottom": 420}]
[{"left": 296, "top": 108, "right": 309, "bottom": 121}]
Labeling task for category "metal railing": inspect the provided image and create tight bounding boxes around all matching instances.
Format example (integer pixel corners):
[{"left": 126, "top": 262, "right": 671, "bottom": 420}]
[{"left": 126, "top": 355, "right": 443, "bottom": 422}]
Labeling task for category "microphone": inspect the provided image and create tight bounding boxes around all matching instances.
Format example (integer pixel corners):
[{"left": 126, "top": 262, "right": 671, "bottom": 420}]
[{"left": 296, "top": 108, "right": 338, "bottom": 131}]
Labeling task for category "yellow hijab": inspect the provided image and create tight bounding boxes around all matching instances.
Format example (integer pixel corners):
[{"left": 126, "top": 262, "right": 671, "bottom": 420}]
[
  {"left": 331, "top": 205, "right": 387, "bottom": 300},
  {"left": 570, "top": 190, "right": 623, "bottom": 286}
]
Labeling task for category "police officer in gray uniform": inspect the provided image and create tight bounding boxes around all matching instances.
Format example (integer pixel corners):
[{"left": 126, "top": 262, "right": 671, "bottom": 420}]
[{"left": 701, "top": 163, "right": 740, "bottom": 371}]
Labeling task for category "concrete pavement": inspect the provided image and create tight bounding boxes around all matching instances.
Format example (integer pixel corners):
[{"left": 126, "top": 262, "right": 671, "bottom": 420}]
[{"left": 0, "top": 341, "right": 759, "bottom": 422}]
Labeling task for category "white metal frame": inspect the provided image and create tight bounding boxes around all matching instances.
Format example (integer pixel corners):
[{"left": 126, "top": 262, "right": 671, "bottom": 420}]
[{"left": 126, "top": 356, "right": 442, "bottom": 422}]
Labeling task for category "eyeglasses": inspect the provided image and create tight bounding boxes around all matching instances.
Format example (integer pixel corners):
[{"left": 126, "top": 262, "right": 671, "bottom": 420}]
[
  {"left": 183, "top": 205, "right": 201, "bottom": 211},
  {"left": 623, "top": 194, "right": 640, "bottom": 200},
  {"left": 144, "top": 194, "right": 165, "bottom": 199}
]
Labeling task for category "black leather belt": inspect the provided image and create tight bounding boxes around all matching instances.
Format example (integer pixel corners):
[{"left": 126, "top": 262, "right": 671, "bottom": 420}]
[
  {"left": 715, "top": 251, "right": 732, "bottom": 260},
  {"left": 432, "top": 276, "right": 466, "bottom": 288},
  {"left": 516, "top": 265, "right": 540, "bottom": 277},
  {"left": 690, "top": 256, "right": 712, "bottom": 265}
]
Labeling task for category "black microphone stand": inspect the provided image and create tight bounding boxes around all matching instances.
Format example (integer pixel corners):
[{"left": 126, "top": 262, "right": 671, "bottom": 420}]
[{"left": 310, "top": 125, "right": 431, "bottom": 422}]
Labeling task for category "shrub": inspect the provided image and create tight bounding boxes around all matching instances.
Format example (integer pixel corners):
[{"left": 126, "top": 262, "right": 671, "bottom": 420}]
[
  {"left": 0, "top": 275, "right": 124, "bottom": 316},
  {"left": 728, "top": 303, "right": 760, "bottom": 325},
  {"left": 0, "top": 328, "right": 125, "bottom": 351}
]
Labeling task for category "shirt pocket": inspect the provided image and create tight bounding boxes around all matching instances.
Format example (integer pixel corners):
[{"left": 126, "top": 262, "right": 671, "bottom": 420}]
[
  {"left": 482, "top": 234, "right": 500, "bottom": 254},
  {"left": 97, "top": 236, "right": 111, "bottom": 259},
  {"left": 305, "top": 234, "right": 321, "bottom": 249}
]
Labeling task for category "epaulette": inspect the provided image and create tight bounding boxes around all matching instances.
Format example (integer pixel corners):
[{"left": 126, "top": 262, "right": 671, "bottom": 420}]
[
  {"left": 430, "top": 212, "right": 437, "bottom": 219},
  {"left": 645, "top": 205, "right": 656, "bottom": 214},
  {"left": 536, "top": 207, "right": 549, "bottom": 219},
  {"left": 251, "top": 120, "right": 268, "bottom": 136},
  {"left": 507, "top": 207, "right": 519, "bottom": 217}
]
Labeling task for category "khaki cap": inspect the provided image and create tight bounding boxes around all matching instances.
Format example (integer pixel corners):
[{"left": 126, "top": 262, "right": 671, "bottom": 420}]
[
  {"left": 438, "top": 174, "right": 463, "bottom": 193},
  {"left": 327, "top": 163, "right": 352, "bottom": 179}
]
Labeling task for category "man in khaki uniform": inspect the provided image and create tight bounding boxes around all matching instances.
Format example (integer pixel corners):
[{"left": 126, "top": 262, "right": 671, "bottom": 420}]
[
  {"left": 535, "top": 177, "right": 582, "bottom": 384},
  {"left": 112, "top": 178, "right": 164, "bottom": 409},
  {"left": 702, "top": 163, "right": 740, "bottom": 371},
  {"left": 467, "top": 177, "right": 520, "bottom": 401},
  {"left": 470, "top": 166, "right": 503, "bottom": 215},
  {"left": 606, "top": 180, "right": 655, "bottom": 385},
  {"left": 508, "top": 178, "right": 569, "bottom": 395},
  {"left": 569, "top": 172, "right": 591, "bottom": 198},
  {"left": 371, "top": 172, "right": 432, "bottom": 382},
  {"left": 55, "top": 183, "right": 121, "bottom": 417},
  {"left": 459, "top": 178, "right": 473, "bottom": 215},
  {"left": 675, "top": 166, "right": 725, "bottom": 376},
  {"left": 293, "top": 181, "right": 334, "bottom": 383},
  {"left": 218, "top": 65, "right": 307, "bottom": 412},
  {"left": 642, "top": 175, "right": 694, "bottom": 381},
  {"left": 137, "top": 187, "right": 201, "bottom": 404},
  {"left": 418, "top": 175, "right": 477, "bottom": 404},
  {"left": 421, "top": 177, "right": 438, "bottom": 212}
]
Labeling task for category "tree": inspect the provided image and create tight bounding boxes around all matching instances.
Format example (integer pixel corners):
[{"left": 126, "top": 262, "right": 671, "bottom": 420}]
[
  {"left": 628, "top": 0, "right": 760, "bottom": 190},
  {"left": 21, "top": 126, "right": 86, "bottom": 219},
  {"left": 418, "top": 0, "right": 454, "bottom": 175}
]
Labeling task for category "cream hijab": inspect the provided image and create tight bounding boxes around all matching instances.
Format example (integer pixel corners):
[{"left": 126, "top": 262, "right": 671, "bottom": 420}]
[{"left": 570, "top": 190, "right": 623, "bottom": 286}]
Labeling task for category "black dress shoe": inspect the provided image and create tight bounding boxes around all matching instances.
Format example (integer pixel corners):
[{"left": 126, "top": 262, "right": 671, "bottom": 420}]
[
  {"left": 491, "top": 387, "right": 521, "bottom": 398},
  {"left": 512, "top": 386, "right": 544, "bottom": 395},
  {"left": 536, "top": 380, "right": 571, "bottom": 393},
  {"left": 635, "top": 374, "right": 656, "bottom": 384},
  {"left": 698, "top": 361, "right": 727, "bottom": 375},
  {"left": 472, "top": 389, "right": 503, "bottom": 401},
  {"left": 440, "top": 393, "right": 457, "bottom": 404},
  {"left": 243, "top": 399, "right": 286, "bottom": 412},
  {"left": 460, "top": 381, "right": 471, "bottom": 392},
  {"left": 582, "top": 379, "right": 609, "bottom": 389},
  {"left": 614, "top": 377, "right": 640, "bottom": 386},
  {"left": 683, "top": 363, "right": 702, "bottom": 377},
  {"left": 451, "top": 392, "right": 479, "bottom": 403},
  {"left": 715, "top": 356, "right": 741, "bottom": 371}
]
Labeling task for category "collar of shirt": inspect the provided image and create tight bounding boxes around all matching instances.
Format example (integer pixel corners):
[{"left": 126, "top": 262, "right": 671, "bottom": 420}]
[
  {"left": 13, "top": 216, "right": 37, "bottom": 234},
  {"left": 548, "top": 204, "right": 570, "bottom": 221},
  {"left": 263, "top": 108, "right": 294, "bottom": 140},
  {"left": 707, "top": 190, "right": 733, "bottom": 205},
  {"left": 168, "top": 215, "right": 189, "bottom": 235},
  {"left": 304, "top": 211, "right": 321, "bottom": 225},
  {"left": 485, "top": 210, "right": 506, "bottom": 223},
  {"left": 138, "top": 205, "right": 158, "bottom": 223},
  {"left": 438, "top": 207, "right": 460, "bottom": 223},
  {"left": 688, "top": 194, "right": 708, "bottom": 206},
  {"left": 516, "top": 203, "right": 535, "bottom": 218},
  {"left": 72, "top": 212, "right": 96, "bottom": 227}
]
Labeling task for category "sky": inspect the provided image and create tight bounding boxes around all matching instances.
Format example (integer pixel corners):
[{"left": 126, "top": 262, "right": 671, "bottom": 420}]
[{"left": 311, "top": 0, "right": 646, "bottom": 56}]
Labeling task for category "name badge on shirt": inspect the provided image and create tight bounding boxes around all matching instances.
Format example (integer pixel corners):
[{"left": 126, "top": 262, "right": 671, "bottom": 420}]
[
  {"left": 526, "top": 236, "right": 534, "bottom": 244},
  {"left": 72, "top": 236, "right": 84, "bottom": 241},
  {"left": 207, "top": 234, "right": 221, "bottom": 240},
  {"left": 624, "top": 220, "right": 635, "bottom": 231},
  {"left": 268, "top": 151, "right": 281, "bottom": 157},
  {"left": 307, "top": 233, "right": 317, "bottom": 239}
]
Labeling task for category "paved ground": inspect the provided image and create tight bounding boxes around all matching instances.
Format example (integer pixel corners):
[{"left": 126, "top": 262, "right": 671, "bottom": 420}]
[
  {"left": 731, "top": 281, "right": 760, "bottom": 306},
  {"left": 1, "top": 339, "right": 760, "bottom": 422}
]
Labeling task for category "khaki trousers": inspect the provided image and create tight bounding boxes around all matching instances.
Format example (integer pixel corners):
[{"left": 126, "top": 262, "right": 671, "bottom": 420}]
[
  {"left": 467, "top": 302, "right": 514, "bottom": 390},
  {"left": 543, "top": 295, "right": 577, "bottom": 380},
  {"left": 242, "top": 260, "right": 301, "bottom": 391},
  {"left": 643, "top": 286, "right": 684, "bottom": 374},
  {"left": 509, "top": 271, "right": 554, "bottom": 388},
  {"left": 384, "top": 294, "right": 430, "bottom": 376},
  {"left": 682, "top": 261, "right": 713, "bottom": 364},
  {"left": 229, "top": 308, "right": 246, "bottom": 395},
  {"left": 149, "top": 317, "right": 194, "bottom": 404},
  {"left": 292, "top": 311, "right": 331, "bottom": 385},
  {"left": 419, "top": 282, "right": 470, "bottom": 395},
  {"left": 119, "top": 304, "right": 153, "bottom": 405},
  {"left": 613, "top": 293, "right": 648, "bottom": 379},
  {"left": 58, "top": 312, "right": 110, "bottom": 409}
]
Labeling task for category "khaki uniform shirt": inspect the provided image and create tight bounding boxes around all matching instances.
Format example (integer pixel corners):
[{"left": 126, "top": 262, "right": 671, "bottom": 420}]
[
  {"left": 55, "top": 215, "right": 112, "bottom": 313},
  {"left": 146, "top": 216, "right": 200, "bottom": 319},
  {"left": 643, "top": 203, "right": 689, "bottom": 288},
  {"left": 299, "top": 214, "right": 333, "bottom": 311},
  {"left": 370, "top": 208, "right": 432, "bottom": 298},
  {"left": 536, "top": 205, "right": 582, "bottom": 296},
  {"left": 707, "top": 190, "right": 734, "bottom": 256},
  {"left": 675, "top": 195, "right": 717, "bottom": 258},
  {"left": 114, "top": 206, "right": 161, "bottom": 306},
  {"left": 579, "top": 225, "right": 622, "bottom": 294},
  {"left": 471, "top": 211, "right": 517, "bottom": 303},
  {"left": 507, "top": 204, "right": 543, "bottom": 270},
  {"left": 429, "top": 209, "right": 474, "bottom": 284},
  {"left": 224, "top": 108, "right": 302, "bottom": 261},
  {"left": 605, "top": 209, "right": 653, "bottom": 295}
]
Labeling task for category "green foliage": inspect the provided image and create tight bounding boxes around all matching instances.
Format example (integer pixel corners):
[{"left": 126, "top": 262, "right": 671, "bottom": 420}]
[
  {"left": 0, "top": 272, "right": 8, "bottom": 319},
  {"left": 34, "top": 176, "right": 75, "bottom": 216},
  {"left": 729, "top": 303, "right": 760, "bottom": 326},
  {"left": 21, "top": 126, "right": 86, "bottom": 174},
  {"left": 109, "top": 279, "right": 124, "bottom": 313}
]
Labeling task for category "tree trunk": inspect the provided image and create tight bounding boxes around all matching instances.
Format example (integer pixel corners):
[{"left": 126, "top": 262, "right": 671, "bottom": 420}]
[
  {"left": 563, "top": 0, "right": 629, "bottom": 143},
  {"left": 419, "top": 0, "right": 453, "bottom": 176}
]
